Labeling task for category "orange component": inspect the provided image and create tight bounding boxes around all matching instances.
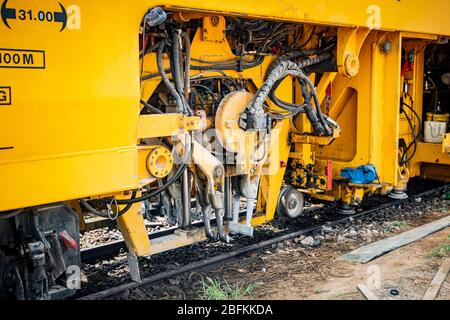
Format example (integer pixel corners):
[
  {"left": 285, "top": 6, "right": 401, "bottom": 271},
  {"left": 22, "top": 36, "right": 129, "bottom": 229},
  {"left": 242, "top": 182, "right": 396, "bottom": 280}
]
[
  {"left": 326, "top": 160, "right": 333, "bottom": 190},
  {"left": 59, "top": 230, "right": 78, "bottom": 249}
]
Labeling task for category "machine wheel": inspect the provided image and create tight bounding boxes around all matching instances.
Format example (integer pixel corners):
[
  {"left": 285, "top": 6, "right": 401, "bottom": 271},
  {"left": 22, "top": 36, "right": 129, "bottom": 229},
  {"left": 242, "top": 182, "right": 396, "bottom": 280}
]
[
  {"left": 276, "top": 186, "right": 305, "bottom": 219},
  {"left": 336, "top": 202, "right": 356, "bottom": 215}
]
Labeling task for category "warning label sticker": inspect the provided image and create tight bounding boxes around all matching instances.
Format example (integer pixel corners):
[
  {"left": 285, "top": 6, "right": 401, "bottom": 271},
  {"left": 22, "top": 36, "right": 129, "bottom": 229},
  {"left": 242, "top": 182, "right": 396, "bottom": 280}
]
[
  {"left": 0, "top": 86, "right": 11, "bottom": 105},
  {"left": 0, "top": 48, "right": 45, "bottom": 69}
]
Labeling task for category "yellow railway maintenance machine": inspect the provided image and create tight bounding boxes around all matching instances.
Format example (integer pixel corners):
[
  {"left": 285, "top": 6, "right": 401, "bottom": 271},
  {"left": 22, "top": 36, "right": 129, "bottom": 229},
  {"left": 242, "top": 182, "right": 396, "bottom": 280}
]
[{"left": 0, "top": 0, "right": 449, "bottom": 299}]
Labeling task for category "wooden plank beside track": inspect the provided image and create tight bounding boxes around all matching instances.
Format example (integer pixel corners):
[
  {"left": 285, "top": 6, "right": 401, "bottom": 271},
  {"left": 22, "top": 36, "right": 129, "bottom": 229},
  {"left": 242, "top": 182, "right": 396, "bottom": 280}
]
[
  {"left": 340, "top": 216, "right": 450, "bottom": 263},
  {"left": 357, "top": 283, "right": 380, "bottom": 300},
  {"left": 423, "top": 259, "right": 450, "bottom": 300}
]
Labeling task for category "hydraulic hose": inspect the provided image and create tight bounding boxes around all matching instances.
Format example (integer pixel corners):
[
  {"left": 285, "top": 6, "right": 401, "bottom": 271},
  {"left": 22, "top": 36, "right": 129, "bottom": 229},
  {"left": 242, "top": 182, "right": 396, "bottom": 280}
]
[
  {"left": 266, "top": 52, "right": 330, "bottom": 78},
  {"left": 400, "top": 109, "right": 417, "bottom": 165},
  {"left": 247, "top": 59, "right": 333, "bottom": 135},
  {"left": 304, "top": 102, "right": 323, "bottom": 134},
  {"left": 295, "top": 68, "right": 331, "bottom": 135},
  {"left": 268, "top": 78, "right": 305, "bottom": 114},
  {"left": 170, "top": 31, "right": 192, "bottom": 115},
  {"left": 402, "top": 102, "right": 422, "bottom": 137},
  {"left": 81, "top": 191, "right": 136, "bottom": 218},
  {"left": 267, "top": 54, "right": 331, "bottom": 116},
  {"left": 400, "top": 102, "right": 420, "bottom": 165},
  {"left": 172, "top": 30, "right": 185, "bottom": 97},
  {"left": 181, "top": 32, "right": 191, "bottom": 99},
  {"left": 157, "top": 41, "right": 184, "bottom": 113},
  {"left": 266, "top": 54, "right": 331, "bottom": 125}
]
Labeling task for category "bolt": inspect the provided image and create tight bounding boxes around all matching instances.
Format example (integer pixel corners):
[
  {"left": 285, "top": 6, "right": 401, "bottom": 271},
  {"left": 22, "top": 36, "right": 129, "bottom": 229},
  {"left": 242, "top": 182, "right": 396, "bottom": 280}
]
[
  {"left": 288, "top": 199, "right": 298, "bottom": 209},
  {"left": 211, "top": 16, "right": 220, "bottom": 26},
  {"left": 382, "top": 40, "right": 392, "bottom": 54}
]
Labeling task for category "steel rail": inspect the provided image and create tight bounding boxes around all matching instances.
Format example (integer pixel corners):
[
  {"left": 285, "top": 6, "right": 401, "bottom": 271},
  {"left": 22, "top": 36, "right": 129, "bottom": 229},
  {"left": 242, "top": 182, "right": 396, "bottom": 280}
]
[
  {"left": 81, "top": 210, "right": 247, "bottom": 262},
  {"left": 77, "top": 185, "right": 446, "bottom": 300}
]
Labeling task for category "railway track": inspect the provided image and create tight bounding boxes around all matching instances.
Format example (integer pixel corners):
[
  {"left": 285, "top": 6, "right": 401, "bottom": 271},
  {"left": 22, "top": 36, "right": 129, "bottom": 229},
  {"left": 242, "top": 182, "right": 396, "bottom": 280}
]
[
  {"left": 81, "top": 210, "right": 250, "bottom": 262},
  {"left": 76, "top": 181, "right": 447, "bottom": 300}
]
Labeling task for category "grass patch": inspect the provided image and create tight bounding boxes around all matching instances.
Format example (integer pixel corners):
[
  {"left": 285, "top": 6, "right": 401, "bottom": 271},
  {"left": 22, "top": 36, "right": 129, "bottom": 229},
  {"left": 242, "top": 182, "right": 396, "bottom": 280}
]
[
  {"left": 429, "top": 235, "right": 450, "bottom": 258},
  {"left": 392, "top": 220, "right": 409, "bottom": 229},
  {"left": 198, "top": 277, "right": 257, "bottom": 300}
]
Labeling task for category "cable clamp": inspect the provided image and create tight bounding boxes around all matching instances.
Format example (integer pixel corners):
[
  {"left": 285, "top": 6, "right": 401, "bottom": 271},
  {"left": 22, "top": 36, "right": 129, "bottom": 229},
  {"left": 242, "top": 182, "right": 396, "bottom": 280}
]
[{"left": 107, "top": 198, "right": 119, "bottom": 220}]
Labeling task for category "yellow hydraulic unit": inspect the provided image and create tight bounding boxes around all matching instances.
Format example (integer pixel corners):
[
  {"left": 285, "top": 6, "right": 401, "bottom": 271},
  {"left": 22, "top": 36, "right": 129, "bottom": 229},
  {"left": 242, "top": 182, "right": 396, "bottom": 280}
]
[{"left": 0, "top": 0, "right": 449, "bottom": 299}]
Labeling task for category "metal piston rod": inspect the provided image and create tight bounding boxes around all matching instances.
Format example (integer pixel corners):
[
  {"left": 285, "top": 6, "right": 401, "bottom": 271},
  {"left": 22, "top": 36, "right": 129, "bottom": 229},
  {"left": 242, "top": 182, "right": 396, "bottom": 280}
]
[{"left": 181, "top": 169, "right": 192, "bottom": 229}]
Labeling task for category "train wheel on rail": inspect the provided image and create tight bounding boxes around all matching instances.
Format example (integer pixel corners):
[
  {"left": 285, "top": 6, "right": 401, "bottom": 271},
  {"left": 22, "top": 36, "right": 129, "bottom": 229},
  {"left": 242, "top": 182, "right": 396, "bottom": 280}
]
[{"left": 276, "top": 186, "right": 305, "bottom": 219}]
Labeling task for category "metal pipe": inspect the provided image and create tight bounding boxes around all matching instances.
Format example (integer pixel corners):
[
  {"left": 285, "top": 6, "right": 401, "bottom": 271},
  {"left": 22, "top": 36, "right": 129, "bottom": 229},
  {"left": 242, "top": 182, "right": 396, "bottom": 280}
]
[
  {"left": 224, "top": 177, "right": 233, "bottom": 220},
  {"left": 245, "top": 198, "right": 256, "bottom": 227},
  {"left": 181, "top": 31, "right": 191, "bottom": 99},
  {"left": 181, "top": 169, "right": 191, "bottom": 229},
  {"left": 201, "top": 204, "right": 216, "bottom": 240},
  {"left": 214, "top": 208, "right": 230, "bottom": 243},
  {"left": 232, "top": 194, "right": 241, "bottom": 224},
  {"left": 0, "top": 208, "right": 24, "bottom": 219},
  {"left": 156, "top": 41, "right": 184, "bottom": 113}
]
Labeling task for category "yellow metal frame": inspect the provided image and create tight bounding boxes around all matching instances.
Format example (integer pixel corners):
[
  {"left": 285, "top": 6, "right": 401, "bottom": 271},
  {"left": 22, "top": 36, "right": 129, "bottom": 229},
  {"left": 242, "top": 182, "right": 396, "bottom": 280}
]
[
  {"left": 1, "top": 0, "right": 450, "bottom": 257},
  {"left": 2, "top": 0, "right": 449, "bottom": 210}
]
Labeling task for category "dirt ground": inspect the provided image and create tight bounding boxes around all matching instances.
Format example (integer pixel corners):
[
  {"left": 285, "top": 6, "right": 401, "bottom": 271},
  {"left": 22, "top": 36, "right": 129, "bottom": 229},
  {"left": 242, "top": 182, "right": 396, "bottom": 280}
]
[{"left": 201, "top": 211, "right": 450, "bottom": 300}]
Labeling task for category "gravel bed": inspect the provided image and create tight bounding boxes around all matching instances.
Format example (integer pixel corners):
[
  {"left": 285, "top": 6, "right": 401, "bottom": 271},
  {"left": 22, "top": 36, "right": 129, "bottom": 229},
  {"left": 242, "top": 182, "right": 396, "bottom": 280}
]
[
  {"left": 126, "top": 194, "right": 448, "bottom": 300},
  {"left": 80, "top": 216, "right": 170, "bottom": 249},
  {"left": 72, "top": 180, "right": 447, "bottom": 299}
]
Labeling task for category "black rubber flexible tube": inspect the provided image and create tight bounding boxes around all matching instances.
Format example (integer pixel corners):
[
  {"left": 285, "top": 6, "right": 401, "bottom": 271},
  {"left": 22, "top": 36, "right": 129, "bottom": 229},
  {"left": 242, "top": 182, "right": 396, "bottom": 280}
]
[
  {"left": 400, "top": 103, "right": 419, "bottom": 165},
  {"left": 157, "top": 41, "right": 184, "bottom": 113},
  {"left": 172, "top": 31, "right": 184, "bottom": 97},
  {"left": 268, "top": 78, "right": 305, "bottom": 114},
  {"left": 266, "top": 52, "right": 330, "bottom": 78},
  {"left": 142, "top": 55, "right": 264, "bottom": 81},
  {"left": 298, "top": 78, "right": 325, "bottom": 134},
  {"left": 402, "top": 102, "right": 422, "bottom": 137},
  {"left": 81, "top": 191, "right": 136, "bottom": 218},
  {"left": 247, "top": 59, "right": 332, "bottom": 135},
  {"left": 181, "top": 32, "right": 191, "bottom": 99},
  {"left": 170, "top": 31, "right": 192, "bottom": 115},
  {"left": 295, "top": 69, "right": 331, "bottom": 135},
  {"left": 267, "top": 54, "right": 332, "bottom": 117}
]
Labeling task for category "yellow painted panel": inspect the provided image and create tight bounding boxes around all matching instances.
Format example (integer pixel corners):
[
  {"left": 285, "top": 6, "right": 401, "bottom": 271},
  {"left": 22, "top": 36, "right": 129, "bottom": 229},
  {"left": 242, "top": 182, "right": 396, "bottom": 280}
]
[
  {"left": 414, "top": 143, "right": 450, "bottom": 166},
  {"left": 0, "top": 148, "right": 138, "bottom": 211},
  {"left": 116, "top": 193, "right": 151, "bottom": 257},
  {"left": 1, "top": 0, "right": 449, "bottom": 212},
  {"left": 137, "top": 114, "right": 202, "bottom": 138}
]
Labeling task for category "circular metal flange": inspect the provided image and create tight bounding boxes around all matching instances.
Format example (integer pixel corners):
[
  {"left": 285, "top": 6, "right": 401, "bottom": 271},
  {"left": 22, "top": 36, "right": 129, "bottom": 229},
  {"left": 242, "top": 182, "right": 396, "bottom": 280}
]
[
  {"left": 146, "top": 146, "right": 173, "bottom": 178},
  {"left": 344, "top": 53, "right": 360, "bottom": 77},
  {"left": 215, "top": 91, "right": 257, "bottom": 153},
  {"left": 276, "top": 186, "right": 305, "bottom": 219},
  {"left": 388, "top": 190, "right": 409, "bottom": 200}
]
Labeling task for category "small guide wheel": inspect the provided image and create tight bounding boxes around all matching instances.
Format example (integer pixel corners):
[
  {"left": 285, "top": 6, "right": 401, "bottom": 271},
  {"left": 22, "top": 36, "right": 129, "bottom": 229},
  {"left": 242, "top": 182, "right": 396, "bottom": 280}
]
[{"left": 276, "top": 186, "right": 305, "bottom": 219}]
